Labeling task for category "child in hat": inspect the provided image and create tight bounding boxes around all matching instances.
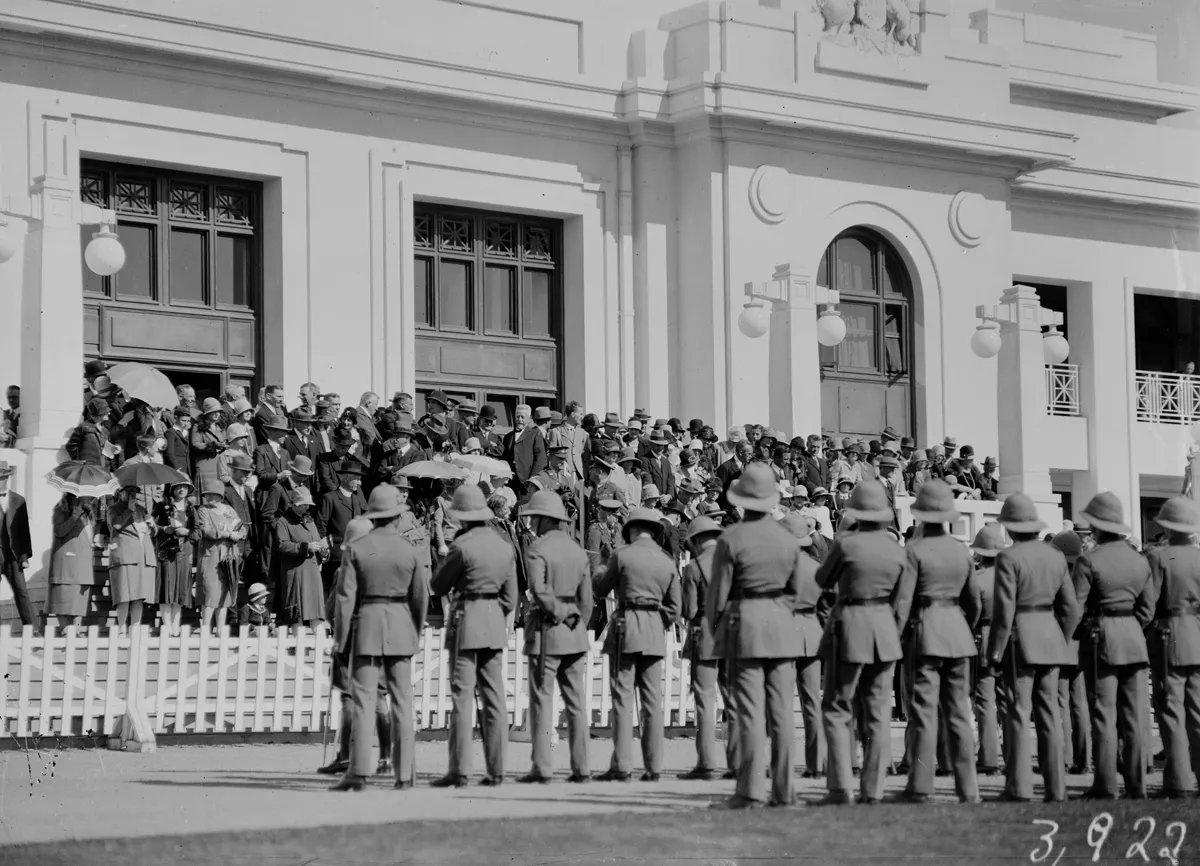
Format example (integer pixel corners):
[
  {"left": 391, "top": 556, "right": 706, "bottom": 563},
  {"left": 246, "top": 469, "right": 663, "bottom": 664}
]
[{"left": 238, "top": 582, "right": 274, "bottom": 632}]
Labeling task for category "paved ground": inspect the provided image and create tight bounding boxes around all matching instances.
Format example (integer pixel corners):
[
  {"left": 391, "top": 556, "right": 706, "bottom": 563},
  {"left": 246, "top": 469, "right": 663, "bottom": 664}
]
[{"left": 1, "top": 725, "right": 1190, "bottom": 865}]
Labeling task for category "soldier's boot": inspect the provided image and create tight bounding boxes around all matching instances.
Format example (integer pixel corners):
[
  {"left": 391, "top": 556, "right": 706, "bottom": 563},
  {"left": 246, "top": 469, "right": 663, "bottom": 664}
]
[{"left": 375, "top": 707, "right": 392, "bottom": 775}]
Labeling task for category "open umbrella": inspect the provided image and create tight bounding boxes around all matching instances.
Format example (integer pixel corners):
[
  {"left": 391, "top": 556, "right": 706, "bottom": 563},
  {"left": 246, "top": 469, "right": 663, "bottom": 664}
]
[
  {"left": 397, "top": 460, "right": 468, "bottom": 481},
  {"left": 46, "top": 461, "right": 120, "bottom": 498},
  {"left": 452, "top": 453, "right": 513, "bottom": 479},
  {"left": 106, "top": 362, "right": 179, "bottom": 409},
  {"left": 115, "top": 462, "right": 191, "bottom": 489}
]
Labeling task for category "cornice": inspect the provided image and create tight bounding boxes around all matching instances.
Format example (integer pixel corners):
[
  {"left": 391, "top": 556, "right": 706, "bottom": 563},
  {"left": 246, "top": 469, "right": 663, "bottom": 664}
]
[{"left": 1011, "top": 185, "right": 1200, "bottom": 230}]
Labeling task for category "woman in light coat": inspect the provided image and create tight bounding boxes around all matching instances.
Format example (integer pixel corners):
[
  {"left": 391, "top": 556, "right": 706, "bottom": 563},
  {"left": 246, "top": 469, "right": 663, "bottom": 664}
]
[
  {"left": 196, "top": 478, "right": 246, "bottom": 634},
  {"left": 106, "top": 485, "right": 157, "bottom": 635},
  {"left": 274, "top": 487, "right": 328, "bottom": 630}
]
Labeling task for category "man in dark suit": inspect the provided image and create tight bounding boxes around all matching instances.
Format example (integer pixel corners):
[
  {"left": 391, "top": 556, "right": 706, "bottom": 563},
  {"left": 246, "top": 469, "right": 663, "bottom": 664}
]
[
  {"left": 252, "top": 384, "right": 286, "bottom": 444},
  {"left": 640, "top": 430, "right": 677, "bottom": 504},
  {"left": 317, "top": 428, "right": 360, "bottom": 496},
  {"left": 469, "top": 405, "right": 504, "bottom": 458},
  {"left": 315, "top": 460, "right": 368, "bottom": 597},
  {"left": 452, "top": 399, "right": 479, "bottom": 452},
  {"left": 369, "top": 412, "right": 427, "bottom": 493},
  {"left": 502, "top": 404, "right": 532, "bottom": 467},
  {"left": 514, "top": 406, "right": 551, "bottom": 488},
  {"left": 419, "top": 390, "right": 465, "bottom": 451},
  {"left": 284, "top": 406, "right": 322, "bottom": 466},
  {"left": 0, "top": 461, "right": 35, "bottom": 627},
  {"left": 716, "top": 441, "right": 752, "bottom": 514},
  {"left": 354, "top": 392, "right": 381, "bottom": 453}
]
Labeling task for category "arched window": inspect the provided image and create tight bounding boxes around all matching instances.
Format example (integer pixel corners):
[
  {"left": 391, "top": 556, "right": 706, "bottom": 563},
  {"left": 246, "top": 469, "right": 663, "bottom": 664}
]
[{"left": 817, "top": 229, "right": 915, "bottom": 439}]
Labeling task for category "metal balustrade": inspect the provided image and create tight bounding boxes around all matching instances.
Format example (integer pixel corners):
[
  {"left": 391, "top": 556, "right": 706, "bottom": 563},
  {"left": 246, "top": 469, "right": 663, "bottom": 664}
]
[
  {"left": 1045, "top": 364, "right": 1080, "bottom": 417},
  {"left": 1135, "top": 370, "right": 1200, "bottom": 425}
]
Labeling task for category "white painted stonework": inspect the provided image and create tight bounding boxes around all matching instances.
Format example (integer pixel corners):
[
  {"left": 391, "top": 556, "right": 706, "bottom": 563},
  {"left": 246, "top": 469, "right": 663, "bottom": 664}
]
[{"left": 0, "top": 0, "right": 1198, "bottom": 598}]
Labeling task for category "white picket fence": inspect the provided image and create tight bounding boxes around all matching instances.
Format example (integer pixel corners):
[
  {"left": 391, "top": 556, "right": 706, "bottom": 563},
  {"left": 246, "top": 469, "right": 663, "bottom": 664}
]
[{"left": 1, "top": 623, "right": 704, "bottom": 739}]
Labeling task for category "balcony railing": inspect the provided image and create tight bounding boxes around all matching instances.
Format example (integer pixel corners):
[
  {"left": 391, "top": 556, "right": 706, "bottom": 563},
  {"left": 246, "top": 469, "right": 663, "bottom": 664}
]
[
  {"left": 1045, "top": 364, "right": 1080, "bottom": 417},
  {"left": 1135, "top": 371, "right": 1200, "bottom": 425}
]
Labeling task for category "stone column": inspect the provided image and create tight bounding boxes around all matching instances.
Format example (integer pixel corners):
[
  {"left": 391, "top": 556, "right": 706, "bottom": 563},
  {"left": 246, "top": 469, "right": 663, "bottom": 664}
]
[
  {"left": 992, "top": 284, "right": 1054, "bottom": 500},
  {"left": 17, "top": 112, "right": 85, "bottom": 586},
  {"left": 767, "top": 265, "right": 824, "bottom": 439}
]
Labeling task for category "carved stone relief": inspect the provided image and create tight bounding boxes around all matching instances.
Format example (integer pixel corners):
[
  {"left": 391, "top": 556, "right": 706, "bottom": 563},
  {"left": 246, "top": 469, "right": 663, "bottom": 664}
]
[
  {"left": 814, "top": 0, "right": 921, "bottom": 55},
  {"left": 948, "top": 191, "right": 986, "bottom": 247},
  {"left": 748, "top": 165, "right": 793, "bottom": 224}
]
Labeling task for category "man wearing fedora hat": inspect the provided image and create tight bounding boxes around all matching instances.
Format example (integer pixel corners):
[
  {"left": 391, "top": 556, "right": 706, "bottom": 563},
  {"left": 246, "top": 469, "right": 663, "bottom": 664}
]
[
  {"left": 315, "top": 459, "right": 369, "bottom": 598},
  {"left": 430, "top": 484, "right": 519, "bottom": 787},
  {"left": 513, "top": 406, "right": 551, "bottom": 491},
  {"left": 816, "top": 481, "right": 910, "bottom": 805},
  {"left": 594, "top": 507, "right": 681, "bottom": 782},
  {"left": 705, "top": 465, "right": 807, "bottom": 808},
  {"left": 895, "top": 480, "right": 982, "bottom": 804},
  {"left": 969, "top": 523, "right": 1009, "bottom": 776},
  {"left": 284, "top": 406, "right": 322, "bottom": 467},
  {"left": 1072, "top": 491, "right": 1154, "bottom": 800},
  {"left": 317, "top": 427, "right": 366, "bottom": 496},
  {"left": 331, "top": 485, "right": 431, "bottom": 792},
  {"left": 1146, "top": 496, "right": 1200, "bottom": 797},
  {"left": 368, "top": 413, "right": 427, "bottom": 494},
  {"left": 516, "top": 490, "right": 593, "bottom": 784},
  {"left": 987, "top": 492, "right": 1080, "bottom": 803}
]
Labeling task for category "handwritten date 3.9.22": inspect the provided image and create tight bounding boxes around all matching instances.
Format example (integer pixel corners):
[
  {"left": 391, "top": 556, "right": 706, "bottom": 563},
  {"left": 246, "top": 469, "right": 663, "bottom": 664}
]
[{"left": 1031, "top": 815, "right": 1187, "bottom": 866}]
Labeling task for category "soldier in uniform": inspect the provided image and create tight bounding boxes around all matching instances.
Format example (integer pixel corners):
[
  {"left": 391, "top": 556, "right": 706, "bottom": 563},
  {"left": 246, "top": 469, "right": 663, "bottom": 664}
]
[
  {"left": 330, "top": 486, "right": 430, "bottom": 791},
  {"left": 585, "top": 498, "right": 622, "bottom": 638},
  {"left": 1146, "top": 496, "right": 1200, "bottom": 797},
  {"left": 706, "top": 464, "right": 809, "bottom": 808},
  {"left": 816, "top": 481, "right": 911, "bottom": 805},
  {"left": 1051, "top": 530, "right": 1090, "bottom": 774},
  {"left": 896, "top": 480, "right": 982, "bottom": 804},
  {"left": 1073, "top": 491, "right": 1154, "bottom": 800},
  {"left": 780, "top": 513, "right": 826, "bottom": 779},
  {"left": 595, "top": 507, "right": 681, "bottom": 782},
  {"left": 677, "top": 515, "right": 735, "bottom": 781},
  {"left": 986, "top": 493, "right": 1079, "bottom": 803},
  {"left": 517, "top": 490, "right": 593, "bottom": 784},
  {"left": 969, "top": 523, "right": 1009, "bottom": 776},
  {"left": 430, "top": 485, "right": 519, "bottom": 787}
]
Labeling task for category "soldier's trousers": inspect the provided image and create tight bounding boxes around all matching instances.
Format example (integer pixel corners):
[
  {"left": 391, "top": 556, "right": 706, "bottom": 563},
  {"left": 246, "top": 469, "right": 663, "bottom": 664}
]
[
  {"left": 1159, "top": 666, "right": 1200, "bottom": 793},
  {"left": 823, "top": 660, "right": 894, "bottom": 801},
  {"left": 734, "top": 657, "right": 796, "bottom": 804},
  {"left": 974, "top": 665, "right": 1000, "bottom": 770},
  {"left": 609, "top": 653, "right": 663, "bottom": 774},
  {"left": 348, "top": 655, "right": 412, "bottom": 783},
  {"left": 450, "top": 648, "right": 507, "bottom": 779},
  {"left": 1002, "top": 659, "right": 1064, "bottom": 801},
  {"left": 795, "top": 656, "right": 824, "bottom": 774},
  {"left": 336, "top": 687, "right": 390, "bottom": 764},
  {"left": 692, "top": 660, "right": 736, "bottom": 772},
  {"left": 1058, "top": 665, "right": 1090, "bottom": 770},
  {"left": 1084, "top": 661, "right": 1147, "bottom": 797},
  {"left": 906, "top": 656, "right": 978, "bottom": 800},
  {"left": 528, "top": 652, "right": 588, "bottom": 778}
]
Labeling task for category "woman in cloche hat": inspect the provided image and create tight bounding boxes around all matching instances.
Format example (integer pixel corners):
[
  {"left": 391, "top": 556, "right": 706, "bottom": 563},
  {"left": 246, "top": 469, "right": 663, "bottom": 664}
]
[
  {"left": 153, "top": 479, "right": 198, "bottom": 637},
  {"left": 274, "top": 486, "right": 329, "bottom": 632},
  {"left": 1146, "top": 497, "right": 1200, "bottom": 797},
  {"left": 896, "top": 480, "right": 981, "bottom": 804}
]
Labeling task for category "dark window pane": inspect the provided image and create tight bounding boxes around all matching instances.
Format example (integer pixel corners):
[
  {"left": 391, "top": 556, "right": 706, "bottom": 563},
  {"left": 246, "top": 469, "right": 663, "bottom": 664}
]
[
  {"left": 525, "top": 394, "right": 556, "bottom": 413},
  {"left": 114, "top": 223, "right": 155, "bottom": 300},
  {"left": 882, "top": 251, "right": 907, "bottom": 297},
  {"left": 216, "top": 234, "right": 251, "bottom": 306},
  {"left": 838, "top": 302, "right": 877, "bottom": 369},
  {"left": 835, "top": 238, "right": 873, "bottom": 295},
  {"left": 439, "top": 260, "right": 471, "bottom": 329},
  {"left": 522, "top": 270, "right": 551, "bottom": 337},
  {"left": 485, "top": 394, "right": 517, "bottom": 430},
  {"left": 884, "top": 304, "right": 906, "bottom": 375},
  {"left": 484, "top": 265, "right": 515, "bottom": 333},
  {"left": 81, "top": 226, "right": 107, "bottom": 296},
  {"left": 817, "top": 247, "right": 831, "bottom": 288},
  {"left": 414, "top": 257, "right": 433, "bottom": 327},
  {"left": 170, "top": 228, "right": 207, "bottom": 304}
]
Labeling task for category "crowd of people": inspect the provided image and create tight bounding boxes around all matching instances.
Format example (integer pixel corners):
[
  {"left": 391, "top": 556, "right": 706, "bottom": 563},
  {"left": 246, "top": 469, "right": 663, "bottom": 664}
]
[{"left": 1, "top": 361, "right": 1197, "bottom": 807}]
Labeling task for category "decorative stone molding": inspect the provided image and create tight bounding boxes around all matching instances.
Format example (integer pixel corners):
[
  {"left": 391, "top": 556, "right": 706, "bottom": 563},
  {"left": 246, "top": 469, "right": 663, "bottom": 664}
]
[
  {"left": 748, "top": 165, "right": 793, "bottom": 225},
  {"left": 948, "top": 191, "right": 986, "bottom": 247},
  {"left": 815, "top": 0, "right": 921, "bottom": 56}
]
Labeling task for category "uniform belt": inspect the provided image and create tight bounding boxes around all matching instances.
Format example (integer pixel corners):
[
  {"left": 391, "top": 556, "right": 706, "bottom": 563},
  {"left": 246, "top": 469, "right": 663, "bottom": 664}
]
[
  {"left": 362, "top": 594, "right": 408, "bottom": 603},
  {"left": 459, "top": 592, "right": 500, "bottom": 601},
  {"left": 1017, "top": 604, "right": 1053, "bottom": 613},
  {"left": 1168, "top": 603, "right": 1200, "bottom": 617},
  {"left": 620, "top": 599, "right": 661, "bottom": 611},
  {"left": 1098, "top": 607, "right": 1135, "bottom": 617},
  {"left": 917, "top": 597, "right": 959, "bottom": 608},
  {"left": 730, "top": 589, "right": 786, "bottom": 600},
  {"left": 843, "top": 596, "right": 891, "bottom": 607}
]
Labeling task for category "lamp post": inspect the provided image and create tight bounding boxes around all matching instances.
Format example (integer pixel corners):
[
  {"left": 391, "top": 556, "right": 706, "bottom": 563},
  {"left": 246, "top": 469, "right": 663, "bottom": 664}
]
[
  {"left": 971, "top": 285, "right": 1069, "bottom": 500},
  {"left": 739, "top": 263, "right": 846, "bottom": 436}
]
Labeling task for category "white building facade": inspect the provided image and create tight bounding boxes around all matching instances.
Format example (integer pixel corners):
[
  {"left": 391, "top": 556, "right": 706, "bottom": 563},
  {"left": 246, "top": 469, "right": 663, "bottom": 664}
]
[{"left": 0, "top": 0, "right": 1198, "bottom": 611}]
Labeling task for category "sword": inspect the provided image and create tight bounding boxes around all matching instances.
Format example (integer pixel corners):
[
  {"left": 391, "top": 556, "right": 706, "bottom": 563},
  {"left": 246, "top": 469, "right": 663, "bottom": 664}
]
[
  {"left": 537, "top": 610, "right": 549, "bottom": 686},
  {"left": 725, "top": 605, "right": 740, "bottom": 762}
]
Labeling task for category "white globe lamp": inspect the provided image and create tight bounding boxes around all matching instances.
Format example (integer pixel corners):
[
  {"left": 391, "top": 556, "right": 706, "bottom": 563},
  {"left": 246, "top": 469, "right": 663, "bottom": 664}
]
[
  {"left": 0, "top": 220, "right": 16, "bottom": 264},
  {"left": 737, "top": 300, "right": 771, "bottom": 339},
  {"left": 84, "top": 225, "right": 126, "bottom": 276},
  {"left": 816, "top": 306, "right": 847, "bottom": 347},
  {"left": 970, "top": 322, "right": 1002, "bottom": 359},
  {"left": 1042, "top": 326, "right": 1069, "bottom": 365}
]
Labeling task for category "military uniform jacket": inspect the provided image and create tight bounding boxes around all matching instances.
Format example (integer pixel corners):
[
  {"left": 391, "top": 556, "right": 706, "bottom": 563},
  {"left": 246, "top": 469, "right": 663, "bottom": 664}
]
[
  {"left": 681, "top": 547, "right": 718, "bottom": 661},
  {"left": 1073, "top": 540, "right": 1154, "bottom": 666},
  {"left": 586, "top": 521, "right": 617, "bottom": 577},
  {"left": 596, "top": 535, "right": 680, "bottom": 658},
  {"left": 815, "top": 530, "right": 911, "bottom": 664},
  {"left": 899, "top": 533, "right": 981, "bottom": 659},
  {"left": 431, "top": 525, "right": 518, "bottom": 651},
  {"left": 708, "top": 518, "right": 816, "bottom": 660},
  {"left": 335, "top": 525, "right": 430, "bottom": 657},
  {"left": 1148, "top": 543, "right": 1200, "bottom": 667},
  {"left": 522, "top": 529, "right": 593, "bottom": 657},
  {"left": 987, "top": 540, "right": 1079, "bottom": 666}
]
